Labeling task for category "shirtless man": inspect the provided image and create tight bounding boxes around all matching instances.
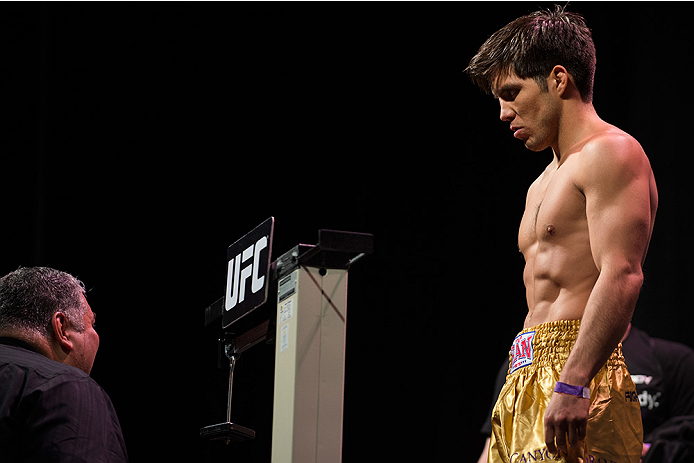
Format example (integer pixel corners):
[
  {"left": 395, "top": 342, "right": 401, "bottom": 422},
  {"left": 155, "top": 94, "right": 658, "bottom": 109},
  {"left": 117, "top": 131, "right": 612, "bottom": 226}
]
[{"left": 466, "top": 7, "right": 657, "bottom": 463}]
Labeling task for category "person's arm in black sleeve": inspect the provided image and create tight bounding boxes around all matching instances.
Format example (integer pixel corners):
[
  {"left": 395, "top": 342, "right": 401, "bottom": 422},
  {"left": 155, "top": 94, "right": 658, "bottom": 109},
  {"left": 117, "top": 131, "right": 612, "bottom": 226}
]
[
  {"left": 643, "top": 338, "right": 694, "bottom": 461},
  {"left": 660, "top": 340, "right": 694, "bottom": 418},
  {"left": 23, "top": 376, "right": 128, "bottom": 462}
]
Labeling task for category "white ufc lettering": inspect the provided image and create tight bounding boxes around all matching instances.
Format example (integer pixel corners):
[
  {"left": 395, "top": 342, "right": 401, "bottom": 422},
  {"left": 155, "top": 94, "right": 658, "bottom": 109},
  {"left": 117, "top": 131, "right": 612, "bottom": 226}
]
[{"left": 225, "top": 236, "right": 268, "bottom": 310}]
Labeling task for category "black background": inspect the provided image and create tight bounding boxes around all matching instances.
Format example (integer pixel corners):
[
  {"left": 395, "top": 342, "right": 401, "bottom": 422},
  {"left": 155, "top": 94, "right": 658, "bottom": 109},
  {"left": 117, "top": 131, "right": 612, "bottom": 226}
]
[{"left": 2, "top": 2, "right": 691, "bottom": 461}]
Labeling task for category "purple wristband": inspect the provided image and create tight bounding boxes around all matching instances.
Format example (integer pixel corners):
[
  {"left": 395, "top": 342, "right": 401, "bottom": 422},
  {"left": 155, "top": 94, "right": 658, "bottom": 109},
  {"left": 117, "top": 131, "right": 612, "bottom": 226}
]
[{"left": 554, "top": 381, "right": 590, "bottom": 399}]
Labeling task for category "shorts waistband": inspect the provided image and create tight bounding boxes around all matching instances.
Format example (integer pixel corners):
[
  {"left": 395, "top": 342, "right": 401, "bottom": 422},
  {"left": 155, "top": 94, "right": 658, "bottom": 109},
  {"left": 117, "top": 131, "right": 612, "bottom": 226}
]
[{"left": 509, "top": 319, "right": 625, "bottom": 373}]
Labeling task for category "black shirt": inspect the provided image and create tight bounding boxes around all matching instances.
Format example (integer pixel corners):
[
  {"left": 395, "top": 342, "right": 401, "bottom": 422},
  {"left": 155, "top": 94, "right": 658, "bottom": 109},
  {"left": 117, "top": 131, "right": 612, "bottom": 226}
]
[
  {"left": 0, "top": 337, "right": 128, "bottom": 462},
  {"left": 622, "top": 326, "right": 694, "bottom": 441}
]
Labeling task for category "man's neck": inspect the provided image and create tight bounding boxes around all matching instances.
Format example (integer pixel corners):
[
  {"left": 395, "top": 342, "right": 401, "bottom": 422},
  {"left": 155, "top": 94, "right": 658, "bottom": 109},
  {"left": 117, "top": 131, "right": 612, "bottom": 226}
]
[
  {"left": 0, "top": 328, "right": 57, "bottom": 361},
  {"left": 0, "top": 336, "right": 38, "bottom": 352},
  {"left": 551, "top": 101, "right": 607, "bottom": 165}
]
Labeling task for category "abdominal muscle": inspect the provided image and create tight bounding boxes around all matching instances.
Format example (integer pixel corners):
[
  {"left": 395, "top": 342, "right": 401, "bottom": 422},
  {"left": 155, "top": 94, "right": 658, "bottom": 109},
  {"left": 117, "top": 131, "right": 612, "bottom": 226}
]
[{"left": 522, "top": 240, "right": 599, "bottom": 328}]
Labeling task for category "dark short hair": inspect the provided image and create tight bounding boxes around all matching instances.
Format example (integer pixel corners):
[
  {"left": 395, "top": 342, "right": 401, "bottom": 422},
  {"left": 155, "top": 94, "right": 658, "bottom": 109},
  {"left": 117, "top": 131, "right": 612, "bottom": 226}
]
[
  {"left": 0, "top": 267, "right": 87, "bottom": 336},
  {"left": 465, "top": 5, "right": 596, "bottom": 103}
]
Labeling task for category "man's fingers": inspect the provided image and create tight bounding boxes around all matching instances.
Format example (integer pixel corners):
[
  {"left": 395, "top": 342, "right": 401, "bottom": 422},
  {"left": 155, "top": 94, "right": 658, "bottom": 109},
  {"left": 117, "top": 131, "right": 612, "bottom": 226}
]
[
  {"left": 577, "top": 421, "right": 587, "bottom": 441},
  {"left": 568, "top": 417, "right": 587, "bottom": 445},
  {"left": 544, "top": 393, "right": 590, "bottom": 458},
  {"left": 555, "top": 427, "right": 568, "bottom": 455},
  {"left": 546, "top": 422, "right": 586, "bottom": 460},
  {"left": 544, "top": 422, "right": 557, "bottom": 455},
  {"left": 567, "top": 424, "right": 579, "bottom": 446}
]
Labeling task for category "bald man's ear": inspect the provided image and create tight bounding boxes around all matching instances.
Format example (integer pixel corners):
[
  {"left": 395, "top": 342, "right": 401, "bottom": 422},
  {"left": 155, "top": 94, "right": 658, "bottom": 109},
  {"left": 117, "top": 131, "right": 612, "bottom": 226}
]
[{"left": 51, "top": 312, "right": 74, "bottom": 353}]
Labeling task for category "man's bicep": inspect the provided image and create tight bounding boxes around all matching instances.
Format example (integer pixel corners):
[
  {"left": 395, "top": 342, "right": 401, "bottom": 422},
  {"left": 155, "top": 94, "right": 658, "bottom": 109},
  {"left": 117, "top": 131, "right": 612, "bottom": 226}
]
[{"left": 584, "top": 144, "right": 653, "bottom": 273}]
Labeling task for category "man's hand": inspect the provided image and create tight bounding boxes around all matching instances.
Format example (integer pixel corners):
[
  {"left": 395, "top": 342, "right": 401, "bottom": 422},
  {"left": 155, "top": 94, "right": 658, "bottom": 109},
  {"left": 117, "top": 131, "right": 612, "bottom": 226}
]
[{"left": 544, "top": 391, "right": 590, "bottom": 457}]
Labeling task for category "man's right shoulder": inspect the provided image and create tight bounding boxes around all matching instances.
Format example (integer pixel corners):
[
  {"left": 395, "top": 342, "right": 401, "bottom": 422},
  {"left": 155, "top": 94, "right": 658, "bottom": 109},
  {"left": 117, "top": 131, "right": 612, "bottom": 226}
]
[
  {"left": 0, "top": 342, "right": 91, "bottom": 389},
  {"left": 0, "top": 343, "right": 128, "bottom": 462}
]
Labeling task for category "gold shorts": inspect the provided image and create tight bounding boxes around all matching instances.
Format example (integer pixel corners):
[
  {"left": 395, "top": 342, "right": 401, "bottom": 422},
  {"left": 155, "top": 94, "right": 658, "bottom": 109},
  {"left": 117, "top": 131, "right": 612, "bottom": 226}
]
[{"left": 489, "top": 320, "right": 643, "bottom": 463}]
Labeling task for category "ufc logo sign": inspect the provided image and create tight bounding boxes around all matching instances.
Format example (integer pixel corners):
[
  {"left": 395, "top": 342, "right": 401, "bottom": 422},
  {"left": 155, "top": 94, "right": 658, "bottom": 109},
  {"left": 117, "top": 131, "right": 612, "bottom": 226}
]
[
  {"left": 226, "top": 235, "right": 268, "bottom": 310},
  {"left": 223, "top": 217, "right": 274, "bottom": 328}
]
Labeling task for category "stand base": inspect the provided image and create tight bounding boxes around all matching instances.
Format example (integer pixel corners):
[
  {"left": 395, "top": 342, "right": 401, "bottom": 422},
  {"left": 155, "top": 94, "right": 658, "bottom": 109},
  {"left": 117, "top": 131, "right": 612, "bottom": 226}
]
[{"left": 200, "top": 422, "right": 256, "bottom": 442}]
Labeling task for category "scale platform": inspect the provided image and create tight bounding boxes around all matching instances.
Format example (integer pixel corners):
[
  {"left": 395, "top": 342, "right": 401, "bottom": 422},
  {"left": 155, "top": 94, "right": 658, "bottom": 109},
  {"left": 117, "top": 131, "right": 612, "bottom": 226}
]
[{"left": 199, "top": 422, "right": 256, "bottom": 442}]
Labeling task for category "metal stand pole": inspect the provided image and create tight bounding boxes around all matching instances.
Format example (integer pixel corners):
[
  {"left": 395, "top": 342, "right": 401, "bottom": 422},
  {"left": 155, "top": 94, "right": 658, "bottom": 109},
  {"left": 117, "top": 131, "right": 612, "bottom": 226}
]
[
  {"left": 199, "top": 336, "right": 256, "bottom": 443},
  {"left": 225, "top": 343, "right": 237, "bottom": 427}
]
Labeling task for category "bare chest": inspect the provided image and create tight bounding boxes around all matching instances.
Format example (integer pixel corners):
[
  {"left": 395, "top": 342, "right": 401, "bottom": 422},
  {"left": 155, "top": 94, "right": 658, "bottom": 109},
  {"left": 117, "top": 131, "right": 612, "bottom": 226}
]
[{"left": 518, "top": 167, "right": 587, "bottom": 253}]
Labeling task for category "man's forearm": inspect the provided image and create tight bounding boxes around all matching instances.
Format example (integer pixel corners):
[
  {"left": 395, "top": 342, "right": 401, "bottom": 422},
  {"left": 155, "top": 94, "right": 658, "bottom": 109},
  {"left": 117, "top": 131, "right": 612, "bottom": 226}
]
[{"left": 559, "top": 268, "right": 643, "bottom": 387}]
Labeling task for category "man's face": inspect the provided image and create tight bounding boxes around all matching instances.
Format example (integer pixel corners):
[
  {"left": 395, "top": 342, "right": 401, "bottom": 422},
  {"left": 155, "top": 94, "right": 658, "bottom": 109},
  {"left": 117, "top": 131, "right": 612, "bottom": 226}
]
[
  {"left": 67, "top": 298, "right": 100, "bottom": 374},
  {"left": 492, "top": 72, "right": 558, "bottom": 152}
]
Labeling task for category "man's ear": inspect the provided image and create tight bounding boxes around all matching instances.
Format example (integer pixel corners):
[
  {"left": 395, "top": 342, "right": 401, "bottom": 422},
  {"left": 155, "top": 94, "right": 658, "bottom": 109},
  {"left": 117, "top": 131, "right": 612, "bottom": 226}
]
[
  {"left": 51, "top": 312, "right": 74, "bottom": 353},
  {"left": 549, "top": 65, "right": 570, "bottom": 97}
]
